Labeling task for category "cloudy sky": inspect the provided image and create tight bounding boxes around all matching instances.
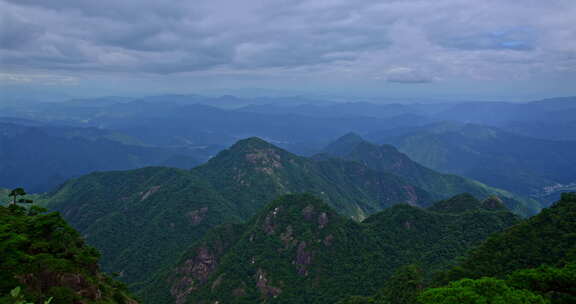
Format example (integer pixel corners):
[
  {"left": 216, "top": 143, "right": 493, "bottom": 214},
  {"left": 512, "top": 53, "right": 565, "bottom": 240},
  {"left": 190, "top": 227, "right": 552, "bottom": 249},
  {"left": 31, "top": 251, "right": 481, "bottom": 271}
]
[{"left": 1, "top": 0, "right": 576, "bottom": 101}]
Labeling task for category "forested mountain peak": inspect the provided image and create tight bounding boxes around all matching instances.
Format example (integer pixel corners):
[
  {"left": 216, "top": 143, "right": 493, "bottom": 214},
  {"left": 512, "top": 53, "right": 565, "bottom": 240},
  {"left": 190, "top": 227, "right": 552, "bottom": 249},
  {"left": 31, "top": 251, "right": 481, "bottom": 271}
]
[
  {"left": 428, "top": 193, "right": 484, "bottom": 214},
  {"left": 323, "top": 133, "right": 422, "bottom": 172},
  {"left": 322, "top": 134, "right": 540, "bottom": 216},
  {"left": 381, "top": 120, "right": 576, "bottom": 206},
  {"left": 201, "top": 136, "right": 299, "bottom": 173},
  {"left": 47, "top": 137, "right": 434, "bottom": 285},
  {"left": 480, "top": 195, "right": 508, "bottom": 211},
  {"left": 323, "top": 132, "right": 366, "bottom": 156},
  {"left": 229, "top": 136, "right": 277, "bottom": 151}
]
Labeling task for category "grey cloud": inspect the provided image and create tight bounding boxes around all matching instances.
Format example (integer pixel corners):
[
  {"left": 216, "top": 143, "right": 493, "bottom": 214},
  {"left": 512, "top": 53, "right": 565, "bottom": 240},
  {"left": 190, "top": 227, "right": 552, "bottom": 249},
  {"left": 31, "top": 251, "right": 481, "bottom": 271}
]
[
  {"left": 1, "top": 0, "right": 575, "bottom": 84},
  {"left": 434, "top": 27, "right": 536, "bottom": 51},
  {"left": 384, "top": 67, "right": 434, "bottom": 83},
  {"left": 2, "top": 0, "right": 187, "bottom": 20},
  {"left": 0, "top": 12, "right": 44, "bottom": 49}
]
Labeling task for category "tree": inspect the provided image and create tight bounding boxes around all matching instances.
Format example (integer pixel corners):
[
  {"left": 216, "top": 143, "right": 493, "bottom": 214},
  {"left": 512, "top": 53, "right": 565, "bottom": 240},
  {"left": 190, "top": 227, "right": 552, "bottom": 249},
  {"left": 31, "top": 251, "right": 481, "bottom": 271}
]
[
  {"left": 507, "top": 263, "right": 576, "bottom": 304},
  {"left": 9, "top": 188, "right": 26, "bottom": 205},
  {"left": 377, "top": 264, "right": 424, "bottom": 304},
  {"left": 8, "top": 188, "right": 33, "bottom": 206},
  {"left": 418, "top": 277, "right": 549, "bottom": 304}
]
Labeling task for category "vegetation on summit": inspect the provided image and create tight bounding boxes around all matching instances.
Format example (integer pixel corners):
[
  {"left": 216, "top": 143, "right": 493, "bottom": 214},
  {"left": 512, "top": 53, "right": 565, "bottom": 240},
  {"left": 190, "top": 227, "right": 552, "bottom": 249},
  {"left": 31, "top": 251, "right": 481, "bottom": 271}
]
[
  {"left": 339, "top": 192, "right": 576, "bottom": 304},
  {"left": 0, "top": 201, "right": 136, "bottom": 303}
]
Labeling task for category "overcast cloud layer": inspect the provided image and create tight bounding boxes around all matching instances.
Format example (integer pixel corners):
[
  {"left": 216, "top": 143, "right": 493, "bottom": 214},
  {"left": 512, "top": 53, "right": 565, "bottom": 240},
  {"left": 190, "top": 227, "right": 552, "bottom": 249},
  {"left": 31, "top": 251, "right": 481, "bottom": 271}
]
[{"left": 1, "top": 0, "right": 575, "bottom": 100}]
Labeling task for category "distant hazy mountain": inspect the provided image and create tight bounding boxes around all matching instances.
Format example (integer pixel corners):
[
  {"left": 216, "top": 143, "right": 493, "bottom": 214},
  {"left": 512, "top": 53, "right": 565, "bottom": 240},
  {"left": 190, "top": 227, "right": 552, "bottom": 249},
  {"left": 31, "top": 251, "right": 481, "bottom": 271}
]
[
  {"left": 140, "top": 193, "right": 518, "bottom": 304},
  {"left": 320, "top": 133, "right": 540, "bottom": 214},
  {"left": 239, "top": 102, "right": 429, "bottom": 119},
  {"left": 375, "top": 121, "right": 576, "bottom": 205},
  {"left": 433, "top": 97, "right": 576, "bottom": 125},
  {"left": 66, "top": 101, "right": 429, "bottom": 155},
  {"left": 0, "top": 122, "right": 202, "bottom": 192},
  {"left": 5, "top": 94, "right": 575, "bottom": 151},
  {"left": 431, "top": 96, "right": 576, "bottom": 140}
]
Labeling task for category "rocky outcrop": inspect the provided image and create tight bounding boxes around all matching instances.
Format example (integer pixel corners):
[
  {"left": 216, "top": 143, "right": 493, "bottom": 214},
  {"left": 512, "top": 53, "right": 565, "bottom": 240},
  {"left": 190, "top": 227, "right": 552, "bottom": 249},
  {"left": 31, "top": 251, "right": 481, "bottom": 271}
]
[
  {"left": 18, "top": 271, "right": 103, "bottom": 301},
  {"left": 140, "top": 185, "right": 161, "bottom": 201},
  {"left": 295, "top": 241, "right": 312, "bottom": 276},
  {"left": 170, "top": 247, "right": 218, "bottom": 304},
  {"left": 255, "top": 269, "right": 282, "bottom": 298},
  {"left": 263, "top": 207, "right": 281, "bottom": 235}
]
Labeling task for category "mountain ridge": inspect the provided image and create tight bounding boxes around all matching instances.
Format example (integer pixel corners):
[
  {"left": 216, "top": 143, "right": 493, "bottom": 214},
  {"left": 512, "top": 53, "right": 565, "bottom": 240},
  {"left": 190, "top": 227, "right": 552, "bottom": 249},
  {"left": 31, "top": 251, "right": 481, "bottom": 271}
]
[{"left": 141, "top": 193, "right": 519, "bottom": 304}]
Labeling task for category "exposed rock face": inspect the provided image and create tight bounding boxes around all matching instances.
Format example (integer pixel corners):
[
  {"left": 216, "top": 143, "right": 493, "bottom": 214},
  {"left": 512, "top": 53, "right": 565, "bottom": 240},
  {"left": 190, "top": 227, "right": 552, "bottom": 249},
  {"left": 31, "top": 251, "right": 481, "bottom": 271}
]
[
  {"left": 302, "top": 205, "right": 315, "bottom": 221},
  {"left": 245, "top": 148, "right": 284, "bottom": 176},
  {"left": 190, "top": 247, "right": 217, "bottom": 282},
  {"left": 263, "top": 207, "right": 281, "bottom": 235},
  {"left": 18, "top": 271, "right": 103, "bottom": 301},
  {"left": 402, "top": 185, "right": 418, "bottom": 205},
  {"left": 246, "top": 149, "right": 283, "bottom": 168},
  {"left": 188, "top": 207, "right": 209, "bottom": 225},
  {"left": 295, "top": 241, "right": 312, "bottom": 276},
  {"left": 170, "top": 247, "right": 218, "bottom": 304},
  {"left": 141, "top": 185, "right": 161, "bottom": 201},
  {"left": 318, "top": 212, "right": 329, "bottom": 229},
  {"left": 481, "top": 196, "right": 506, "bottom": 210},
  {"left": 255, "top": 269, "right": 282, "bottom": 298},
  {"left": 280, "top": 225, "right": 295, "bottom": 249},
  {"left": 170, "top": 277, "right": 195, "bottom": 304}
]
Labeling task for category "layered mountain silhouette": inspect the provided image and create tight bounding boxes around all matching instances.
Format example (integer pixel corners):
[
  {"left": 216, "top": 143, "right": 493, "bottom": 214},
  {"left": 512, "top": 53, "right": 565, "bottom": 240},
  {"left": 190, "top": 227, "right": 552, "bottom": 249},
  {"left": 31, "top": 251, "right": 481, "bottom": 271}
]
[
  {"left": 373, "top": 122, "right": 576, "bottom": 204},
  {"left": 44, "top": 136, "right": 535, "bottom": 289},
  {"left": 0, "top": 122, "right": 201, "bottom": 192},
  {"left": 319, "top": 133, "right": 539, "bottom": 214}
]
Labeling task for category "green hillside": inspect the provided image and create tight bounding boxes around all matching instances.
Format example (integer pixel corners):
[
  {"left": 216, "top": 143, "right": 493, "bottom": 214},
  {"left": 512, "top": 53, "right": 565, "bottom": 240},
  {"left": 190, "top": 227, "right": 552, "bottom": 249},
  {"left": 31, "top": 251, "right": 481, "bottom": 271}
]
[
  {"left": 43, "top": 137, "right": 534, "bottom": 293},
  {"left": 440, "top": 192, "right": 576, "bottom": 282},
  {"left": 141, "top": 193, "right": 518, "bottom": 304},
  {"left": 346, "top": 192, "right": 576, "bottom": 304},
  {"left": 0, "top": 204, "right": 137, "bottom": 304},
  {"left": 321, "top": 133, "right": 540, "bottom": 215},
  {"left": 46, "top": 167, "right": 240, "bottom": 287},
  {"left": 43, "top": 138, "right": 433, "bottom": 287},
  {"left": 378, "top": 122, "right": 576, "bottom": 205},
  {"left": 417, "top": 192, "right": 576, "bottom": 304},
  {"left": 193, "top": 137, "right": 434, "bottom": 220}
]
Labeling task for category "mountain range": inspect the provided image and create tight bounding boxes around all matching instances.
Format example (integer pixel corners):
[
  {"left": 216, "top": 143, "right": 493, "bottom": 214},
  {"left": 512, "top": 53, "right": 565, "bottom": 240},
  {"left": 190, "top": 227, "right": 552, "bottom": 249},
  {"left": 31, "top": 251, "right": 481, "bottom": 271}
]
[
  {"left": 2, "top": 95, "right": 576, "bottom": 198},
  {"left": 42, "top": 136, "right": 538, "bottom": 292},
  {"left": 0, "top": 122, "right": 203, "bottom": 192},
  {"left": 372, "top": 121, "right": 576, "bottom": 205},
  {"left": 319, "top": 133, "right": 538, "bottom": 214},
  {"left": 2, "top": 94, "right": 575, "bottom": 303}
]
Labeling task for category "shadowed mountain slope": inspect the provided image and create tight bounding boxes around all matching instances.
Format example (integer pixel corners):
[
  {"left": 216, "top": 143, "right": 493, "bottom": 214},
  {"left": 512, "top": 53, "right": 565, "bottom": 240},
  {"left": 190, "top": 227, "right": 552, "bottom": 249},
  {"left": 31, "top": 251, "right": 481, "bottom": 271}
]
[{"left": 140, "top": 193, "right": 519, "bottom": 304}]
